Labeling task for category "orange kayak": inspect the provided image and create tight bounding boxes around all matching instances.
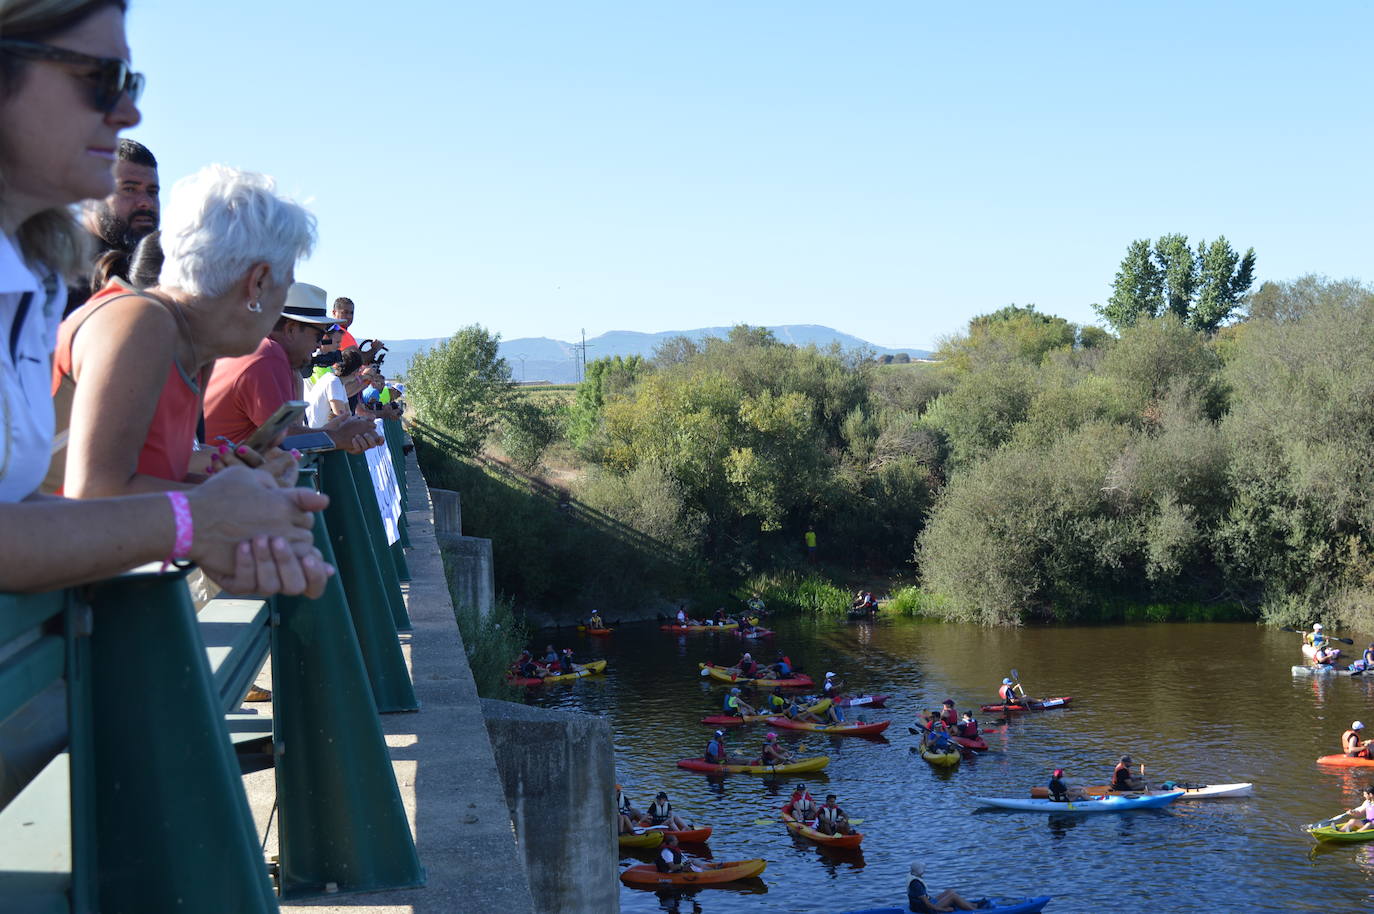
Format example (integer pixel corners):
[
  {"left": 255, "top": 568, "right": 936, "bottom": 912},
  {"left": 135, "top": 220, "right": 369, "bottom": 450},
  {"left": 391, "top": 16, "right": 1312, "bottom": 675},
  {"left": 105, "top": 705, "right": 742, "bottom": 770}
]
[
  {"left": 1317, "top": 754, "right": 1374, "bottom": 767},
  {"left": 768, "top": 716, "right": 890, "bottom": 737},
  {"left": 620, "top": 859, "right": 767, "bottom": 887},
  {"left": 781, "top": 804, "right": 863, "bottom": 848}
]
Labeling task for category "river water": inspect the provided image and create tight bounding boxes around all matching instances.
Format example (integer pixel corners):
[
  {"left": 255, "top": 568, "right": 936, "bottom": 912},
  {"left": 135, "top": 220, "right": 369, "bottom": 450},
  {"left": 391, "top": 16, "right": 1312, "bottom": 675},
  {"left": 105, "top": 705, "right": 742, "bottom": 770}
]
[{"left": 524, "top": 616, "right": 1374, "bottom": 913}]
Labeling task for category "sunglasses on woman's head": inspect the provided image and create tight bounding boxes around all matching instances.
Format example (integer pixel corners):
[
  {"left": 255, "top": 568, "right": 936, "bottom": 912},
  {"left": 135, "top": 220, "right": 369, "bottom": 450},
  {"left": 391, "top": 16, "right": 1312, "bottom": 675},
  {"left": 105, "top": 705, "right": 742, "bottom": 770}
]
[{"left": 0, "top": 40, "right": 144, "bottom": 114}]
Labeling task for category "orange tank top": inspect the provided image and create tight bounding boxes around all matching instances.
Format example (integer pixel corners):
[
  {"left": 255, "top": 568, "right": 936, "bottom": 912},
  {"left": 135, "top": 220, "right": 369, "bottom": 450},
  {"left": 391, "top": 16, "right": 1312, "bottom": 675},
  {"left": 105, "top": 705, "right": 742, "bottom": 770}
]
[{"left": 46, "top": 281, "right": 204, "bottom": 491}]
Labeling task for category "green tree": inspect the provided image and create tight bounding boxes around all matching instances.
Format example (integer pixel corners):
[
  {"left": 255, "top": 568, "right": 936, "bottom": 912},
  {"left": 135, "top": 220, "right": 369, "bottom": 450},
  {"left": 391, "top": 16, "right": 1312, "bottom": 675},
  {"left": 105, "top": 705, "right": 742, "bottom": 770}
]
[
  {"left": 566, "top": 355, "right": 646, "bottom": 445},
  {"left": 406, "top": 325, "right": 513, "bottom": 456},
  {"left": 937, "top": 304, "right": 1077, "bottom": 370},
  {"left": 1096, "top": 235, "right": 1256, "bottom": 333}
]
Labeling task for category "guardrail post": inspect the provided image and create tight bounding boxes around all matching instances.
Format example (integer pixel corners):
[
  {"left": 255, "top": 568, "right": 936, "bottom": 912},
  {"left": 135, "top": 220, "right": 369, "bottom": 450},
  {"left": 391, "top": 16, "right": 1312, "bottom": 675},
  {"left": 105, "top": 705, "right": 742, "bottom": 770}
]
[
  {"left": 85, "top": 572, "right": 277, "bottom": 913},
  {"left": 314, "top": 456, "right": 419, "bottom": 713},
  {"left": 272, "top": 530, "right": 426, "bottom": 898},
  {"left": 344, "top": 451, "right": 413, "bottom": 632}
]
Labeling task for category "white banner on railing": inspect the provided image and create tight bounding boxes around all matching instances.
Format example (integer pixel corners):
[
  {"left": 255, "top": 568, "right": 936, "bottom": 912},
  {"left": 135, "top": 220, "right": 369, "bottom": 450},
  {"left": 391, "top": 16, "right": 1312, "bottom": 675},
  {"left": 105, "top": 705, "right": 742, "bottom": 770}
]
[{"left": 365, "top": 419, "right": 402, "bottom": 545}]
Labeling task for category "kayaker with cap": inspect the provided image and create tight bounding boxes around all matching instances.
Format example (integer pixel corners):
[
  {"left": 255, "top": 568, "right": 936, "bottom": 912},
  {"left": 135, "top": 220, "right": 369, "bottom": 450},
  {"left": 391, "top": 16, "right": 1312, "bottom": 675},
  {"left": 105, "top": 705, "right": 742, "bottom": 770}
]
[
  {"left": 789, "top": 783, "right": 818, "bottom": 822},
  {"left": 1047, "top": 767, "right": 1085, "bottom": 802},
  {"left": 755, "top": 731, "right": 794, "bottom": 766},
  {"left": 734, "top": 652, "right": 759, "bottom": 678},
  {"left": 655, "top": 834, "right": 698, "bottom": 873},
  {"left": 815, "top": 794, "right": 854, "bottom": 836},
  {"left": 723, "top": 686, "right": 758, "bottom": 718},
  {"left": 588, "top": 611, "right": 603, "bottom": 629},
  {"left": 704, "top": 729, "right": 732, "bottom": 765},
  {"left": 1111, "top": 755, "right": 1146, "bottom": 791},
  {"left": 997, "top": 677, "right": 1024, "bottom": 707},
  {"left": 907, "top": 861, "right": 979, "bottom": 912},
  {"left": 1343, "top": 722, "right": 1373, "bottom": 759},
  {"left": 641, "top": 791, "right": 689, "bottom": 832},
  {"left": 764, "top": 686, "right": 788, "bottom": 715},
  {"left": 1337, "top": 786, "right": 1374, "bottom": 833},
  {"left": 938, "top": 699, "right": 959, "bottom": 728},
  {"left": 822, "top": 671, "right": 844, "bottom": 698}
]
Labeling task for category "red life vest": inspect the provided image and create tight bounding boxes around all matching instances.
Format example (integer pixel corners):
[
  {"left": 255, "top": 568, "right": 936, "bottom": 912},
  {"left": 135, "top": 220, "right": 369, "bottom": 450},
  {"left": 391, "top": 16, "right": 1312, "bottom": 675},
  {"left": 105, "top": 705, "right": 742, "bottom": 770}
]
[
  {"left": 998, "top": 684, "right": 1016, "bottom": 703},
  {"left": 940, "top": 707, "right": 958, "bottom": 727}
]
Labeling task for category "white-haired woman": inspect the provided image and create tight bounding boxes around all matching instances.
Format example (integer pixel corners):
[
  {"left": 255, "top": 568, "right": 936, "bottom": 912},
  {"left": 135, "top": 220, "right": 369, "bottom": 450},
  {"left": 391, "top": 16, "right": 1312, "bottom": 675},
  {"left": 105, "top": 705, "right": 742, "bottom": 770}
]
[
  {"left": 0, "top": 0, "right": 330, "bottom": 596},
  {"left": 53, "top": 163, "right": 315, "bottom": 496}
]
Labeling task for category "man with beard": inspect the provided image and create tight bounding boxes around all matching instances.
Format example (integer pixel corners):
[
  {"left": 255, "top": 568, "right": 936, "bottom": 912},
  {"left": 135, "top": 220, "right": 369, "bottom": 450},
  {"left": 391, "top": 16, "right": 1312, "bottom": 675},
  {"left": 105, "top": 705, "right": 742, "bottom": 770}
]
[{"left": 65, "top": 139, "right": 160, "bottom": 314}]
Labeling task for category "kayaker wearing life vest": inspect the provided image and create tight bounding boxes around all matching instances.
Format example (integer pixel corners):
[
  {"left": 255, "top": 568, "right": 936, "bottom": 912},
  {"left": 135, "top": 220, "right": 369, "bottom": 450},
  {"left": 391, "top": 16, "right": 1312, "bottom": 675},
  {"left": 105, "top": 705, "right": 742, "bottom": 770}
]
[
  {"left": 997, "top": 677, "right": 1024, "bottom": 707},
  {"left": 588, "top": 612, "right": 603, "bottom": 629},
  {"left": 1111, "top": 755, "right": 1146, "bottom": 791},
  {"left": 789, "top": 784, "right": 818, "bottom": 821},
  {"left": 735, "top": 652, "right": 759, "bottom": 678},
  {"left": 957, "top": 711, "right": 979, "bottom": 738},
  {"left": 756, "top": 732, "right": 794, "bottom": 766},
  {"left": 641, "top": 791, "right": 689, "bottom": 832},
  {"left": 764, "top": 687, "right": 788, "bottom": 715},
  {"left": 1338, "top": 787, "right": 1374, "bottom": 833},
  {"left": 1047, "top": 767, "right": 1085, "bottom": 802},
  {"left": 938, "top": 699, "right": 958, "bottom": 728},
  {"left": 768, "top": 651, "right": 793, "bottom": 678},
  {"left": 616, "top": 784, "right": 642, "bottom": 834},
  {"left": 655, "top": 834, "right": 698, "bottom": 873},
  {"left": 907, "top": 861, "right": 979, "bottom": 913},
  {"left": 823, "top": 672, "right": 844, "bottom": 698},
  {"left": 815, "top": 794, "right": 854, "bottom": 836},
  {"left": 704, "top": 730, "right": 731, "bottom": 765},
  {"left": 723, "top": 686, "right": 757, "bottom": 718},
  {"left": 785, "top": 694, "right": 823, "bottom": 723},
  {"left": 1343, "top": 721, "right": 1373, "bottom": 758}
]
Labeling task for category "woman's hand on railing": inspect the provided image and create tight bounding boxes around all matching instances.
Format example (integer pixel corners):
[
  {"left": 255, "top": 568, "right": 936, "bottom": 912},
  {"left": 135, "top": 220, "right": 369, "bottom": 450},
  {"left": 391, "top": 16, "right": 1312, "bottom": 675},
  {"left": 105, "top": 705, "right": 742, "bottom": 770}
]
[
  {"left": 187, "top": 467, "right": 333, "bottom": 597},
  {"left": 324, "top": 415, "right": 385, "bottom": 454}
]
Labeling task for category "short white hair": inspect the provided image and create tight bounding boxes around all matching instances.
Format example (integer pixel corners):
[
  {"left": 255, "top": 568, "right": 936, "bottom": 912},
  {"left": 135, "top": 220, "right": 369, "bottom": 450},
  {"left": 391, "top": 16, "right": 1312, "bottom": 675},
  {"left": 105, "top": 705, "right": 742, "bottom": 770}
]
[{"left": 158, "top": 164, "right": 317, "bottom": 297}]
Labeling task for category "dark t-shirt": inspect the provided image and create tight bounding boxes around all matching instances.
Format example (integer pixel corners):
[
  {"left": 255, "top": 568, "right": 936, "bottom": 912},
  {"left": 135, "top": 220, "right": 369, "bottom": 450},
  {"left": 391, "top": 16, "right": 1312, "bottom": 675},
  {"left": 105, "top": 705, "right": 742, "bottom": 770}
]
[{"left": 908, "top": 877, "right": 937, "bottom": 913}]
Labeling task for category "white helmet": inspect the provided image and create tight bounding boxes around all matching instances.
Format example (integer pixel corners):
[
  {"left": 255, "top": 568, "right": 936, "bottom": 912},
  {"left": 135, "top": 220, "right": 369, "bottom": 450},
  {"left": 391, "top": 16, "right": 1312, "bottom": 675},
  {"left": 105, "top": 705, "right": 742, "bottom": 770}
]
[{"left": 1315, "top": 623, "right": 1324, "bottom": 631}]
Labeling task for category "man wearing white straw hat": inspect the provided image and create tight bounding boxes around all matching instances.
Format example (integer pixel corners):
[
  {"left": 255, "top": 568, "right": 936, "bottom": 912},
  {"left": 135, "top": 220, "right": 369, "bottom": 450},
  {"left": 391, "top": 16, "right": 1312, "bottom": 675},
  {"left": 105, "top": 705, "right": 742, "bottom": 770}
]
[{"left": 908, "top": 861, "right": 980, "bottom": 911}]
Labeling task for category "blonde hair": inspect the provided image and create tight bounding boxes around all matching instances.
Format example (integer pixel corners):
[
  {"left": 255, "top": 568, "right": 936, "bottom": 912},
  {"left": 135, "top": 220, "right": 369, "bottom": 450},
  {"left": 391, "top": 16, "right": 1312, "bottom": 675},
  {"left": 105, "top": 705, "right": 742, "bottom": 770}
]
[{"left": 0, "top": 0, "right": 125, "bottom": 277}]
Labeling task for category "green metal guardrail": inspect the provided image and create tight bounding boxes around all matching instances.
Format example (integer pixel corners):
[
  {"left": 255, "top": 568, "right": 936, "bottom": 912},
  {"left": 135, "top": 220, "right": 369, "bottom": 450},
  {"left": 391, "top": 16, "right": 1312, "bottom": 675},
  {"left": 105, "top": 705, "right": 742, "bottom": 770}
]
[{"left": 0, "top": 434, "right": 425, "bottom": 911}]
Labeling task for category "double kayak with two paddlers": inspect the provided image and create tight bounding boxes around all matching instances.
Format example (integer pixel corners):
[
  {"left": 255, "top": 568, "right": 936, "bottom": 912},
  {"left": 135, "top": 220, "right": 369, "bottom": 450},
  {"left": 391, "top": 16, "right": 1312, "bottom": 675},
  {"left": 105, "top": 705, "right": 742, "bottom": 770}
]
[
  {"left": 506, "top": 659, "right": 608, "bottom": 687},
  {"left": 677, "top": 755, "right": 830, "bottom": 775},
  {"left": 779, "top": 803, "right": 863, "bottom": 848},
  {"left": 619, "top": 859, "right": 766, "bottom": 887},
  {"left": 980, "top": 696, "right": 1073, "bottom": 714},
  {"left": 973, "top": 791, "right": 1185, "bottom": 813},
  {"left": 766, "top": 716, "right": 891, "bottom": 737},
  {"left": 698, "top": 662, "right": 815, "bottom": 688},
  {"left": 1029, "top": 782, "right": 1253, "bottom": 800},
  {"left": 838, "top": 897, "right": 1052, "bottom": 914}
]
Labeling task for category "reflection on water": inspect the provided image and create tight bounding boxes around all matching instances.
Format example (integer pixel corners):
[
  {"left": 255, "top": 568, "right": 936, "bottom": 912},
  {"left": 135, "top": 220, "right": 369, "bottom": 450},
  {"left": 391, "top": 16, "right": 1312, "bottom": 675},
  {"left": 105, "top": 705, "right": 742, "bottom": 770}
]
[{"left": 527, "top": 617, "right": 1374, "bottom": 912}]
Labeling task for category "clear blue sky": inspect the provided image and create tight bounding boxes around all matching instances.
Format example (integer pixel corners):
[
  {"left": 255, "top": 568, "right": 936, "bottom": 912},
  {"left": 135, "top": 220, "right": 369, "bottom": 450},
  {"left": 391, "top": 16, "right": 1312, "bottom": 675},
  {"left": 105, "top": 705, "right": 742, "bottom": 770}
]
[{"left": 125, "top": 1, "right": 1372, "bottom": 349}]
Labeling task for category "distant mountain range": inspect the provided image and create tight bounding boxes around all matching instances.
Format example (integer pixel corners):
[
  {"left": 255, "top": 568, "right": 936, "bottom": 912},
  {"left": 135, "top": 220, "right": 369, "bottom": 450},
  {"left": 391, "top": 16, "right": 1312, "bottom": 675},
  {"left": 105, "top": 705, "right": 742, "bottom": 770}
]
[{"left": 381, "top": 325, "right": 932, "bottom": 384}]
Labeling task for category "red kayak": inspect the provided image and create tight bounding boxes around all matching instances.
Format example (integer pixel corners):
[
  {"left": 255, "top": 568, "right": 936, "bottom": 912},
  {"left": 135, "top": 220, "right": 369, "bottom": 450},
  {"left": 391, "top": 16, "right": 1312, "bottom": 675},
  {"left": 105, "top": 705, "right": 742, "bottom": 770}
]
[
  {"left": 980, "top": 696, "right": 1073, "bottom": 714},
  {"left": 1317, "top": 754, "right": 1374, "bottom": 767},
  {"left": 699, "top": 714, "right": 771, "bottom": 726},
  {"left": 733, "top": 628, "right": 775, "bottom": 639},
  {"left": 833, "top": 694, "right": 890, "bottom": 708},
  {"left": 951, "top": 735, "right": 989, "bottom": 752}
]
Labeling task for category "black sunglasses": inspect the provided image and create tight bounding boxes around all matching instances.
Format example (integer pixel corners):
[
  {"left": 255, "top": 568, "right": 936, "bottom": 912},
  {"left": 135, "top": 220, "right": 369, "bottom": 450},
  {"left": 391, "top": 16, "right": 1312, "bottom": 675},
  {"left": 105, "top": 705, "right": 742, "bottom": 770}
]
[{"left": 0, "top": 40, "right": 145, "bottom": 114}]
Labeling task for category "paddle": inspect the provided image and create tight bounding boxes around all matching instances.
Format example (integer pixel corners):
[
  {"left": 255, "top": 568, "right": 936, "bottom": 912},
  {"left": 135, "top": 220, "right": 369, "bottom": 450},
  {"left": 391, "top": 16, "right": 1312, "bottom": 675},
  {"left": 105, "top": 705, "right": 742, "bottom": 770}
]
[
  {"left": 1304, "top": 813, "right": 1350, "bottom": 831},
  {"left": 754, "top": 816, "right": 864, "bottom": 826},
  {"left": 1282, "top": 626, "right": 1356, "bottom": 645}
]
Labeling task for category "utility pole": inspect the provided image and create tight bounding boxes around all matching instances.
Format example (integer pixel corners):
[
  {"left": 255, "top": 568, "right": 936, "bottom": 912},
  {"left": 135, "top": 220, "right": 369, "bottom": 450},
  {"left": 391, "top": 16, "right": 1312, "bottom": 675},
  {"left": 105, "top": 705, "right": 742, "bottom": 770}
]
[
  {"left": 573, "top": 328, "right": 594, "bottom": 382},
  {"left": 515, "top": 353, "right": 527, "bottom": 382}
]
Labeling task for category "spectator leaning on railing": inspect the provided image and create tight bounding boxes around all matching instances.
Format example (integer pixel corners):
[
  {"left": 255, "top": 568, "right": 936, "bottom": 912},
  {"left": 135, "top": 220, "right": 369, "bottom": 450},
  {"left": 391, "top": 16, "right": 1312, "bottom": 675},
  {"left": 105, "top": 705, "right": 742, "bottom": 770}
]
[
  {"left": 0, "top": 0, "right": 331, "bottom": 597},
  {"left": 204, "top": 282, "right": 384, "bottom": 454},
  {"left": 49, "top": 164, "right": 316, "bottom": 497}
]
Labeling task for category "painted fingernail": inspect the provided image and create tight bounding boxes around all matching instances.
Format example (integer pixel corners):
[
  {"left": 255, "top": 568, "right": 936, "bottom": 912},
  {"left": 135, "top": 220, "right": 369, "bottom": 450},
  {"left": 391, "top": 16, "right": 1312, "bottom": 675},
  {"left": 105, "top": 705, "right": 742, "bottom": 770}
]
[
  {"left": 290, "top": 449, "right": 302, "bottom": 460},
  {"left": 218, "top": 444, "right": 230, "bottom": 456},
  {"left": 209, "top": 452, "right": 221, "bottom": 464},
  {"left": 236, "top": 445, "right": 249, "bottom": 456},
  {"left": 206, "top": 466, "right": 217, "bottom": 475}
]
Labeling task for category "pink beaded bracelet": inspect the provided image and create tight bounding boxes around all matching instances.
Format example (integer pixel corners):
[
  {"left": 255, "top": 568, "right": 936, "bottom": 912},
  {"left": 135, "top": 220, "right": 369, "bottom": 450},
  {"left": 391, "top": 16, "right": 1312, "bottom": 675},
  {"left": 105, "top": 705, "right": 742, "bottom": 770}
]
[{"left": 162, "top": 490, "right": 193, "bottom": 572}]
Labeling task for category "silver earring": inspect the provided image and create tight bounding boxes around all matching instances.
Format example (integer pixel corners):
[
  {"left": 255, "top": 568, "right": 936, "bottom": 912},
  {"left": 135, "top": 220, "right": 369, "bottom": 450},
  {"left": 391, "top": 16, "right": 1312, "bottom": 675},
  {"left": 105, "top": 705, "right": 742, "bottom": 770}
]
[{"left": 247, "top": 300, "right": 262, "bottom": 313}]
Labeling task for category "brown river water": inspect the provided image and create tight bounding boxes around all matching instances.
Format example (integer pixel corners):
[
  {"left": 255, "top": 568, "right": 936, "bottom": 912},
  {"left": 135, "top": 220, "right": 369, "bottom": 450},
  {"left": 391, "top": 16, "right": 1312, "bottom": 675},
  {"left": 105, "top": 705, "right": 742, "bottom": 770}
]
[{"left": 524, "top": 617, "right": 1374, "bottom": 913}]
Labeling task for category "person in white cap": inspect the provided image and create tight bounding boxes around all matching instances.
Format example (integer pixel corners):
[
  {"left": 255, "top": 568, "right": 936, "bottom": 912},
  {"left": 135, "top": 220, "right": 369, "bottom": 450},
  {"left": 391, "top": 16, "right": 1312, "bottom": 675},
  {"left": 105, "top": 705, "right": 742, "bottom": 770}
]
[
  {"left": 823, "top": 671, "right": 844, "bottom": 698},
  {"left": 907, "top": 861, "right": 980, "bottom": 911},
  {"left": 1342, "top": 721, "right": 1373, "bottom": 759}
]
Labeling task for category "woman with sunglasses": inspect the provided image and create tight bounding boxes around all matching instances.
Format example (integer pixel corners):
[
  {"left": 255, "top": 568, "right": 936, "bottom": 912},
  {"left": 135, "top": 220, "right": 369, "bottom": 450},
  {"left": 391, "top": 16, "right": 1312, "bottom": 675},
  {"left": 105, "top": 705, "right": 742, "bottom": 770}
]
[{"left": 0, "top": 0, "right": 331, "bottom": 596}]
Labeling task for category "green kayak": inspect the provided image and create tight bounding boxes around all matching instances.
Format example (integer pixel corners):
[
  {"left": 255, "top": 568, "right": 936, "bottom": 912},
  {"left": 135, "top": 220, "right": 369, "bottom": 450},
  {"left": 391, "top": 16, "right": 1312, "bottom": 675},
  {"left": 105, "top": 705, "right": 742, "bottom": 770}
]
[{"left": 1309, "top": 825, "right": 1374, "bottom": 843}]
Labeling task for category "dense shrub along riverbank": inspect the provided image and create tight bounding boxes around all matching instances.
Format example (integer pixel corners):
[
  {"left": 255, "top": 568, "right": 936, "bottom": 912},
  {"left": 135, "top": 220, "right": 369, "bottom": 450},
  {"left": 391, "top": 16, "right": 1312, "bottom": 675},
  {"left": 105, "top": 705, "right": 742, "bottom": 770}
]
[{"left": 410, "top": 275, "right": 1374, "bottom": 628}]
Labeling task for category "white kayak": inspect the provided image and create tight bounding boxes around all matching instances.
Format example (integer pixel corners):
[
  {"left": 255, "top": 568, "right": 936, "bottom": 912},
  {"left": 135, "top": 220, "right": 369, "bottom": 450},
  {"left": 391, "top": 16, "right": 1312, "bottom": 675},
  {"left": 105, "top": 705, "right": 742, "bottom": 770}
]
[
  {"left": 1148, "top": 782, "right": 1254, "bottom": 799},
  {"left": 1292, "top": 665, "right": 1361, "bottom": 677},
  {"left": 975, "top": 791, "right": 1185, "bottom": 813}
]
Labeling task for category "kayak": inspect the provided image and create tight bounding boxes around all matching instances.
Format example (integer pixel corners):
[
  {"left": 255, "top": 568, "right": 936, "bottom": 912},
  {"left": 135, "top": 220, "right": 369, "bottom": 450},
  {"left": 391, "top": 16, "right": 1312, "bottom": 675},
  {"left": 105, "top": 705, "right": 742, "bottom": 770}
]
[
  {"left": 658, "top": 826, "right": 712, "bottom": 843},
  {"left": 618, "top": 830, "right": 664, "bottom": 848},
  {"left": 699, "top": 663, "right": 814, "bottom": 688},
  {"left": 837, "top": 897, "right": 1051, "bottom": 914},
  {"left": 1030, "top": 782, "right": 1253, "bottom": 800},
  {"left": 733, "top": 628, "right": 774, "bottom": 639},
  {"left": 619, "top": 859, "right": 766, "bottom": 887},
  {"left": 586, "top": 627, "right": 613, "bottom": 636},
  {"left": 921, "top": 746, "right": 961, "bottom": 767},
  {"left": 677, "top": 755, "right": 830, "bottom": 775},
  {"left": 780, "top": 803, "right": 863, "bottom": 848},
  {"left": 1317, "top": 754, "right": 1374, "bottom": 767},
  {"left": 980, "top": 697, "right": 1073, "bottom": 714},
  {"left": 833, "top": 694, "right": 891, "bottom": 708},
  {"left": 951, "top": 735, "right": 989, "bottom": 752},
  {"left": 700, "top": 714, "right": 773, "bottom": 726},
  {"left": 1291, "top": 665, "right": 1362, "bottom": 677},
  {"left": 766, "top": 716, "right": 891, "bottom": 736},
  {"left": 662, "top": 622, "right": 739, "bottom": 633},
  {"left": 506, "top": 659, "right": 607, "bottom": 686},
  {"left": 1309, "top": 826, "right": 1374, "bottom": 843},
  {"left": 973, "top": 791, "right": 1184, "bottom": 813}
]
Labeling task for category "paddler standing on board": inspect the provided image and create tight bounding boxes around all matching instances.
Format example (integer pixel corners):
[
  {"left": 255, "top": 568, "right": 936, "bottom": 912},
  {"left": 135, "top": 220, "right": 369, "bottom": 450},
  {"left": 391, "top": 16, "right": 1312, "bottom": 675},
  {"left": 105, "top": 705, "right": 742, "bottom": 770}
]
[{"left": 1342, "top": 721, "right": 1373, "bottom": 759}]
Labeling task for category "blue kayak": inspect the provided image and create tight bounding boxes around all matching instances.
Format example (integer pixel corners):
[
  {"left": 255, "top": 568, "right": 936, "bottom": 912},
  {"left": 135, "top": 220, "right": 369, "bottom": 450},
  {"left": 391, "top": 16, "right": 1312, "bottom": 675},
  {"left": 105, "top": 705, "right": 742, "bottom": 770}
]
[
  {"left": 838, "top": 897, "right": 1051, "bottom": 914},
  {"left": 972, "top": 791, "right": 1183, "bottom": 813}
]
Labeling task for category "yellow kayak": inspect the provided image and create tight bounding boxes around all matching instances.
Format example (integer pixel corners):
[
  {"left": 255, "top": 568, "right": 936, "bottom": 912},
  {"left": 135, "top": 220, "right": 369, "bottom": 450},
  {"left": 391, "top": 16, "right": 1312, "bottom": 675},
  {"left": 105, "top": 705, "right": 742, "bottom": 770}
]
[
  {"left": 618, "top": 830, "right": 665, "bottom": 848},
  {"left": 921, "top": 746, "right": 961, "bottom": 767},
  {"left": 677, "top": 755, "right": 830, "bottom": 775},
  {"left": 507, "top": 658, "right": 607, "bottom": 686}
]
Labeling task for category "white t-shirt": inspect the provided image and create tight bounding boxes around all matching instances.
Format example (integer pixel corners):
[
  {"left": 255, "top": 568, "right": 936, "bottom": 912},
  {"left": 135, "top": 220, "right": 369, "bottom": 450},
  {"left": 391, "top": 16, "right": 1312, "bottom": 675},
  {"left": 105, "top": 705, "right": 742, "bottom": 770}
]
[
  {"left": 0, "top": 233, "right": 63, "bottom": 503},
  {"left": 305, "top": 372, "right": 347, "bottom": 427}
]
